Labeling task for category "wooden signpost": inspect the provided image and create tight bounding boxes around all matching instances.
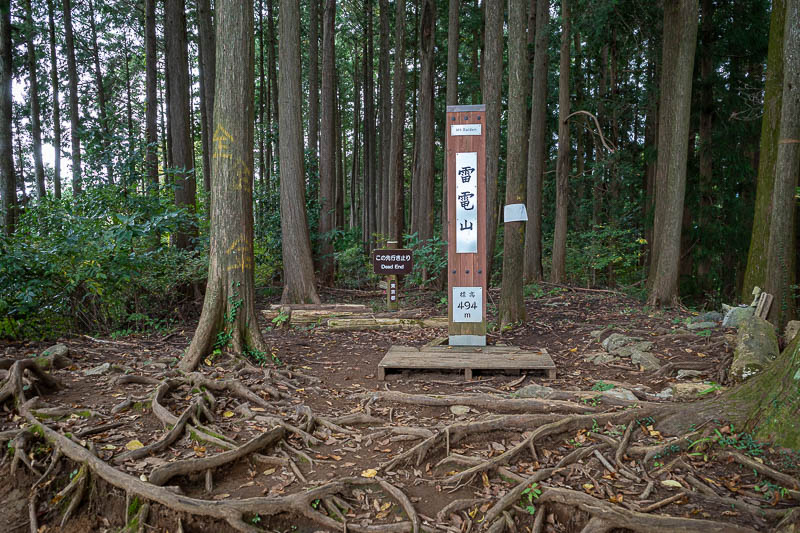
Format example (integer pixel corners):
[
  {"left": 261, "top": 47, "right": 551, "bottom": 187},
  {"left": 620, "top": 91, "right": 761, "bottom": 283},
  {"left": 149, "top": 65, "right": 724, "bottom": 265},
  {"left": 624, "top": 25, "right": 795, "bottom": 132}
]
[
  {"left": 446, "top": 105, "right": 487, "bottom": 346},
  {"left": 373, "top": 240, "right": 411, "bottom": 310}
]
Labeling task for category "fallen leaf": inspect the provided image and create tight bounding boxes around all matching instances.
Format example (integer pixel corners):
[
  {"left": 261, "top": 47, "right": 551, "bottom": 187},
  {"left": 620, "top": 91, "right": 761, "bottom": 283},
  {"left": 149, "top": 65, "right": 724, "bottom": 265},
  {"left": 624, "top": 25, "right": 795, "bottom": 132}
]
[
  {"left": 696, "top": 352, "right": 707, "bottom": 358},
  {"left": 125, "top": 439, "right": 144, "bottom": 451},
  {"left": 661, "top": 480, "right": 682, "bottom": 489},
  {"left": 582, "top": 483, "right": 594, "bottom": 491},
  {"left": 361, "top": 469, "right": 378, "bottom": 478},
  {"left": 223, "top": 411, "right": 234, "bottom": 418},
  {"left": 263, "top": 468, "right": 276, "bottom": 476},
  {"left": 482, "top": 472, "right": 490, "bottom": 488}
]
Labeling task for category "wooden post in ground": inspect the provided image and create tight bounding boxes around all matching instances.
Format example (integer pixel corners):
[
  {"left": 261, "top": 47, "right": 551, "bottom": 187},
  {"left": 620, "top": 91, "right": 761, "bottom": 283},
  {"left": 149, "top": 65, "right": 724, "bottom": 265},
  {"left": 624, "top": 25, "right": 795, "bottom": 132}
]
[
  {"left": 386, "top": 239, "right": 399, "bottom": 310},
  {"left": 446, "top": 105, "right": 487, "bottom": 346}
]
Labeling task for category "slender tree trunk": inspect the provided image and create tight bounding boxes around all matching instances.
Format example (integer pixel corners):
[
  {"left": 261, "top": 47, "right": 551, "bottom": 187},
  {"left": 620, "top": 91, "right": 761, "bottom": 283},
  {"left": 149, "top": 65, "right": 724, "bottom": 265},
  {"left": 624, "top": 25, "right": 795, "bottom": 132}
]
[
  {"left": 319, "top": 0, "right": 337, "bottom": 284},
  {"left": 364, "top": 0, "right": 376, "bottom": 248},
  {"left": 180, "top": 0, "right": 266, "bottom": 371},
  {"left": 87, "top": 0, "right": 113, "bottom": 185},
  {"left": 378, "top": 0, "right": 390, "bottom": 238},
  {"left": 765, "top": 0, "right": 799, "bottom": 328},
  {"left": 413, "top": 0, "right": 435, "bottom": 245},
  {"left": 388, "top": 0, "right": 407, "bottom": 244},
  {"left": 743, "top": 0, "right": 786, "bottom": 299},
  {"left": 335, "top": 80, "right": 345, "bottom": 229},
  {"left": 351, "top": 53, "right": 361, "bottom": 230},
  {"left": 23, "top": 0, "right": 45, "bottom": 198},
  {"left": 197, "top": 0, "right": 216, "bottom": 198},
  {"left": 647, "top": 0, "right": 699, "bottom": 306},
  {"left": 643, "top": 39, "right": 658, "bottom": 269},
  {"left": 63, "top": 0, "right": 82, "bottom": 195},
  {"left": 500, "top": 0, "right": 529, "bottom": 325},
  {"left": 696, "top": 0, "right": 715, "bottom": 284},
  {"left": 46, "top": 0, "right": 61, "bottom": 199},
  {"left": 483, "top": 0, "right": 502, "bottom": 275},
  {"left": 257, "top": 0, "right": 265, "bottom": 192},
  {"left": 443, "top": 0, "right": 459, "bottom": 241},
  {"left": 0, "top": 0, "right": 14, "bottom": 235},
  {"left": 165, "top": 0, "right": 197, "bottom": 250},
  {"left": 267, "top": 0, "right": 278, "bottom": 132},
  {"left": 279, "top": 0, "right": 320, "bottom": 304},
  {"left": 145, "top": 0, "right": 159, "bottom": 194},
  {"left": 550, "top": 0, "right": 571, "bottom": 283},
  {"left": 309, "top": 0, "right": 320, "bottom": 162},
  {"left": 124, "top": 48, "right": 135, "bottom": 189},
  {"left": 523, "top": 0, "right": 549, "bottom": 282}
]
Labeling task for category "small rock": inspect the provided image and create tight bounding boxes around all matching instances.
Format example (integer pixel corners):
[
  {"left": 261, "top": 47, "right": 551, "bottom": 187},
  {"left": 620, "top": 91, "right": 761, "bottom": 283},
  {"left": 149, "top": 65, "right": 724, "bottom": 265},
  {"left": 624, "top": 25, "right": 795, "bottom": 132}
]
[
  {"left": 785, "top": 321, "right": 800, "bottom": 343},
  {"left": 150, "top": 363, "right": 167, "bottom": 370},
  {"left": 676, "top": 369, "right": 704, "bottom": 380},
  {"left": 450, "top": 405, "right": 470, "bottom": 416},
  {"left": 750, "top": 286, "right": 763, "bottom": 307},
  {"left": 655, "top": 387, "right": 674, "bottom": 400},
  {"left": 691, "top": 311, "right": 723, "bottom": 323},
  {"left": 603, "top": 388, "right": 637, "bottom": 402},
  {"left": 516, "top": 384, "right": 555, "bottom": 399},
  {"left": 688, "top": 321, "right": 717, "bottom": 331},
  {"left": 83, "top": 362, "right": 112, "bottom": 376},
  {"left": 613, "top": 341, "right": 654, "bottom": 358},
  {"left": 673, "top": 382, "right": 720, "bottom": 400},
  {"left": 601, "top": 333, "right": 641, "bottom": 353},
  {"left": 731, "top": 316, "right": 779, "bottom": 382},
  {"left": 590, "top": 330, "right": 605, "bottom": 338},
  {"left": 631, "top": 350, "right": 661, "bottom": 371},
  {"left": 586, "top": 353, "right": 620, "bottom": 365},
  {"left": 722, "top": 306, "right": 755, "bottom": 328},
  {"left": 42, "top": 344, "right": 69, "bottom": 358}
]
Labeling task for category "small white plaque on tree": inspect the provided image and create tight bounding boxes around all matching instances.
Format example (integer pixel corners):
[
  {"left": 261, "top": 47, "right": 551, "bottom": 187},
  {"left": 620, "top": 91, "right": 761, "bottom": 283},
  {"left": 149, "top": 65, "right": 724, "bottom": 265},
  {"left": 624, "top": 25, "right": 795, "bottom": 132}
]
[{"left": 452, "top": 287, "right": 482, "bottom": 322}]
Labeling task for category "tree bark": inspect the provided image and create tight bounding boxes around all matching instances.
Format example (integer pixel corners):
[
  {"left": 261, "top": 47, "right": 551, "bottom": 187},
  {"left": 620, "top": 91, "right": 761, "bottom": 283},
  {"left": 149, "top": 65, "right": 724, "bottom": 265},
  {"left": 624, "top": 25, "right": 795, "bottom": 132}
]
[
  {"left": 145, "top": 0, "right": 159, "bottom": 194},
  {"left": 550, "top": 0, "right": 571, "bottom": 283},
  {"left": 523, "top": 0, "right": 549, "bottom": 282},
  {"left": 257, "top": 0, "right": 265, "bottom": 193},
  {"left": 87, "top": 0, "right": 113, "bottom": 185},
  {"left": 0, "top": 0, "right": 14, "bottom": 235},
  {"left": 364, "top": 0, "right": 376, "bottom": 248},
  {"left": 388, "top": 0, "right": 407, "bottom": 244},
  {"left": 180, "top": 0, "right": 266, "bottom": 371},
  {"left": 23, "top": 0, "right": 45, "bottom": 198},
  {"left": 197, "top": 0, "right": 216, "bottom": 198},
  {"left": 765, "top": 0, "right": 799, "bottom": 328},
  {"left": 165, "top": 0, "right": 197, "bottom": 250},
  {"left": 412, "top": 0, "right": 435, "bottom": 244},
  {"left": 267, "top": 0, "right": 278, "bottom": 133},
  {"left": 279, "top": 0, "right": 320, "bottom": 305},
  {"left": 46, "top": 0, "right": 61, "bottom": 199},
  {"left": 351, "top": 54, "right": 361, "bottom": 230},
  {"left": 309, "top": 0, "right": 320, "bottom": 162},
  {"left": 500, "top": 0, "right": 529, "bottom": 326},
  {"left": 696, "top": 0, "right": 715, "bottom": 286},
  {"left": 647, "top": 0, "right": 699, "bottom": 306},
  {"left": 319, "top": 0, "right": 337, "bottom": 284},
  {"left": 335, "top": 79, "right": 345, "bottom": 229},
  {"left": 63, "top": 0, "right": 82, "bottom": 195},
  {"left": 378, "top": 0, "right": 391, "bottom": 237},
  {"left": 483, "top": 0, "right": 502, "bottom": 277},
  {"left": 743, "top": 0, "right": 786, "bottom": 300}
]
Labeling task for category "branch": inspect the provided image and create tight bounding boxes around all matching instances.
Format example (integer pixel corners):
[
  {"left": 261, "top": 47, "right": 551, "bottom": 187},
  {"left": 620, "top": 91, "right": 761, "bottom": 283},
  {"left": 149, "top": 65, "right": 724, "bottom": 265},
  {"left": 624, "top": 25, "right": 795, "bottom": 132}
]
[{"left": 565, "top": 110, "right": 617, "bottom": 153}]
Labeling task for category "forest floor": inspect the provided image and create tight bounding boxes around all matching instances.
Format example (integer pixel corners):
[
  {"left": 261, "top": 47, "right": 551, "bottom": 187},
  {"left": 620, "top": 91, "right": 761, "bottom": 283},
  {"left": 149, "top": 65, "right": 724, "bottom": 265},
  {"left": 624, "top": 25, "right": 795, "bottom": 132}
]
[{"left": 2, "top": 285, "right": 800, "bottom": 533}]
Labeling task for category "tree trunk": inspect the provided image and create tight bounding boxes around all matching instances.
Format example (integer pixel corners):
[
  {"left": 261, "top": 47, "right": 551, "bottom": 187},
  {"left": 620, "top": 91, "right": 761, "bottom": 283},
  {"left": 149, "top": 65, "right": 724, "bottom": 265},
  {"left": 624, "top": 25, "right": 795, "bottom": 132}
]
[
  {"left": 500, "top": 0, "right": 529, "bottom": 326},
  {"left": 378, "top": 0, "right": 390, "bottom": 237},
  {"left": 63, "top": 0, "right": 81, "bottom": 195},
  {"left": 180, "top": 0, "right": 265, "bottom": 371},
  {"left": 145, "top": 0, "right": 159, "bottom": 194},
  {"left": 335, "top": 80, "right": 345, "bottom": 230},
  {"left": 87, "top": 0, "right": 113, "bottom": 185},
  {"left": 319, "top": 0, "right": 337, "bottom": 284},
  {"left": 550, "top": 0, "right": 571, "bottom": 284},
  {"left": 743, "top": 0, "right": 786, "bottom": 300},
  {"left": 696, "top": 0, "right": 715, "bottom": 286},
  {"left": 351, "top": 54, "right": 361, "bottom": 230},
  {"left": 364, "top": 0, "right": 376, "bottom": 248},
  {"left": 267, "top": 0, "right": 278, "bottom": 134},
  {"left": 46, "top": 0, "right": 61, "bottom": 199},
  {"left": 388, "top": 0, "right": 407, "bottom": 244},
  {"left": 412, "top": 0, "right": 435, "bottom": 244},
  {"left": 309, "top": 0, "right": 320, "bottom": 162},
  {"left": 124, "top": 48, "right": 135, "bottom": 189},
  {"left": 0, "top": 0, "right": 14, "bottom": 235},
  {"left": 23, "top": 0, "right": 45, "bottom": 199},
  {"left": 523, "top": 0, "right": 549, "bottom": 283},
  {"left": 257, "top": 0, "right": 265, "bottom": 193},
  {"left": 165, "top": 0, "right": 197, "bottom": 250},
  {"left": 647, "top": 0, "right": 699, "bottom": 306},
  {"left": 765, "top": 0, "right": 799, "bottom": 329},
  {"left": 278, "top": 0, "right": 320, "bottom": 304},
  {"left": 483, "top": 0, "right": 502, "bottom": 277},
  {"left": 197, "top": 0, "right": 216, "bottom": 198}
]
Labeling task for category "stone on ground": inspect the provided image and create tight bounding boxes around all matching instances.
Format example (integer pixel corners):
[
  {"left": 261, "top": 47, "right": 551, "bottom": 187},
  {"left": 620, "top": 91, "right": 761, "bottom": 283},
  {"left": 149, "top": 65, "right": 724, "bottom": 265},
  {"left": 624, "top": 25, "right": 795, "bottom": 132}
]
[
  {"left": 673, "top": 382, "right": 720, "bottom": 400},
  {"left": 722, "top": 306, "right": 754, "bottom": 328},
  {"left": 731, "top": 316, "right": 779, "bottom": 382},
  {"left": 42, "top": 344, "right": 69, "bottom": 358},
  {"left": 785, "top": 321, "right": 800, "bottom": 343},
  {"left": 601, "top": 333, "right": 641, "bottom": 353},
  {"left": 603, "top": 388, "right": 637, "bottom": 402},
  {"left": 631, "top": 350, "right": 661, "bottom": 371},
  {"left": 516, "top": 384, "right": 555, "bottom": 399},
  {"left": 612, "top": 341, "right": 654, "bottom": 358},
  {"left": 688, "top": 321, "right": 717, "bottom": 331}
]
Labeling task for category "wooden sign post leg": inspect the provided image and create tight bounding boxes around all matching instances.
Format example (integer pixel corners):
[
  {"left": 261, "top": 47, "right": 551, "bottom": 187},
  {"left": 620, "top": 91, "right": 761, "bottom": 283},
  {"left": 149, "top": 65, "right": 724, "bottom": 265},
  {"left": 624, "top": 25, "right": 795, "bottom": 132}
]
[{"left": 386, "top": 240, "right": 399, "bottom": 311}]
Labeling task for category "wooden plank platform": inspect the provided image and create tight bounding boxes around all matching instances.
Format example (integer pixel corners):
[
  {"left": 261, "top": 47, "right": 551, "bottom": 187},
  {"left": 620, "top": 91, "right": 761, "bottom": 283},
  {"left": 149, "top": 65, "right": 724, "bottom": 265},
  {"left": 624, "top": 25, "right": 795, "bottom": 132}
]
[{"left": 378, "top": 345, "right": 556, "bottom": 381}]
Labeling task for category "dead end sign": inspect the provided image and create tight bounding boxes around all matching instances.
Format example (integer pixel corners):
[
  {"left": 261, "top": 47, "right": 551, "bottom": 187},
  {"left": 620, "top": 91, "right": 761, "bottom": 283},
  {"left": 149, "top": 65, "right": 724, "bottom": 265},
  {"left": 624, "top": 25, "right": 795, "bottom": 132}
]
[{"left": 372, "top": 249, "right": 413, "bottom": 275}]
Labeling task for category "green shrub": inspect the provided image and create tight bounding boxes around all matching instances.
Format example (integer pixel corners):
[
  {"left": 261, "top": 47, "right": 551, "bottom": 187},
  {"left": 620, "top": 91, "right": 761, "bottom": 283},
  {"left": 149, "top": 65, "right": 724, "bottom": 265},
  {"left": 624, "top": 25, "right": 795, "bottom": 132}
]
[{"left": 403, "top": 232, "right": 447, "bottom": 289}]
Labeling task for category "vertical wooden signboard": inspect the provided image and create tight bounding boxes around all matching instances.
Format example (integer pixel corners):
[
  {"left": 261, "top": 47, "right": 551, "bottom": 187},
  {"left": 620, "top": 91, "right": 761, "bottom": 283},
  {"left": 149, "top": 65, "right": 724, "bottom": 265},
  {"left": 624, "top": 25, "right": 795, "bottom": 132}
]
[{"left": 446, "top": 105, "right": 487, "bottom": 346}]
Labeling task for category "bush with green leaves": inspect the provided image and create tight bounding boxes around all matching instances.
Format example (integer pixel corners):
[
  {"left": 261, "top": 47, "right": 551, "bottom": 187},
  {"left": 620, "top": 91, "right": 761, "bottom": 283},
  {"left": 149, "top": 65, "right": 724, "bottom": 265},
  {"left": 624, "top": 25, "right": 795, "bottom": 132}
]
[
  {"left": 403, "top": 232, "right": 447, "bottom": 288},
  {"left": 0, "top": 187, "right": 206, "bottom": 339}
]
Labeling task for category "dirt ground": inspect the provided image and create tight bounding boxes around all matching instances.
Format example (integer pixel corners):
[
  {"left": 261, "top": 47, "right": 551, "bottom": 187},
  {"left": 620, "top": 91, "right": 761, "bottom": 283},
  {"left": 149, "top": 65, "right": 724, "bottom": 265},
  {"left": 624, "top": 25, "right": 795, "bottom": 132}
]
[{"left": 2, "top": 285, "right": 799, "bottom": 533}]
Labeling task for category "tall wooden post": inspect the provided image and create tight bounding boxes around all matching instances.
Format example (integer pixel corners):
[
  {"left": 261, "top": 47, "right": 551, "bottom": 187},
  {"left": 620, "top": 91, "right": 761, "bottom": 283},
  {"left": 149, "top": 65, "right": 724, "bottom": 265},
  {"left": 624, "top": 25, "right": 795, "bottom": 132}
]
[
  {"left": 386, "top": 239, "right": 399, "bottom": 310},
  {"left": 446, "top": 105, "right": 487, "bottom": 346}
]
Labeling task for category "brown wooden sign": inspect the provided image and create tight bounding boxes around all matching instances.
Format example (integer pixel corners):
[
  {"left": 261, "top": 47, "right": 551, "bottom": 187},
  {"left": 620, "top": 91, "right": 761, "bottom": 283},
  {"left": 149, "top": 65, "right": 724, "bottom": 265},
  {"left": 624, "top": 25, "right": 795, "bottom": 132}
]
[
  {"left": 446, "top": 104, "right": 487, "bottom": 346},
  {"left": 372, "top": 249, "right": 413, "bottom": 275}
]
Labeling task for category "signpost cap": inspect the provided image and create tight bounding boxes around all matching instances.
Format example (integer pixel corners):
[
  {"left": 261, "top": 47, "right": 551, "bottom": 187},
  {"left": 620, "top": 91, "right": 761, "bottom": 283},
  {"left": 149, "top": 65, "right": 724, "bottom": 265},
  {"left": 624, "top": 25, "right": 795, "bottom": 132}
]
[{"left": 446, "top": 104, "right": 486, "bottom": 113}]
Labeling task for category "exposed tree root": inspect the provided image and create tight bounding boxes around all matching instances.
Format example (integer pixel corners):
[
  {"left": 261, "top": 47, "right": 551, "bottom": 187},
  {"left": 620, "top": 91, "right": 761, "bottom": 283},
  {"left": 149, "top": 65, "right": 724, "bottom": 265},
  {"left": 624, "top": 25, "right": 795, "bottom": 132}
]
[{"left": 0, "top": 359, "right": 60, "bottom": 406}]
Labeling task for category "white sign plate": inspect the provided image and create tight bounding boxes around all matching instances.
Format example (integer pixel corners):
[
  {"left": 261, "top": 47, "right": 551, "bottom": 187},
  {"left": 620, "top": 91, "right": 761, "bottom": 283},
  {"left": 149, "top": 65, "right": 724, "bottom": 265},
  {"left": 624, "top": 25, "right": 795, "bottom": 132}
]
[
  {"left": 451, "top": 123, "right": 482, "bottom": 136},
  {"left": 452, "top": 287, "right": 483, "bottom": 322},
  {"left": 503, "top": 203, "right": 528, "bottom": 222},
  {"left": 455, "top": 152, "right": 478, "bottom": 253}
]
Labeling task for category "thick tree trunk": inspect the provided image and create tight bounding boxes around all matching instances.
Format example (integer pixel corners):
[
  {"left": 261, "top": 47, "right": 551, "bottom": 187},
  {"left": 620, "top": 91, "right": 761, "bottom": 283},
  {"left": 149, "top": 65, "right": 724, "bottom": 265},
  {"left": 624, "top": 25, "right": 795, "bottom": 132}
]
[
  {"left": 765, "top": 0, "right": 800, "bottom": 329},
  {"left": 87, "top": 0, "right": 113, "bottom": 185},
  {"left": 63, "top": 0, "right": 81, "bottom": 195},
  {"left": 267, "top": 0, "right": 278, "bottom": 138},
  {"left": 523, "top": 0, "right": 549, "bottom": 283},
  {"left": 378, "top": 0, "right": 390, "bottom": 237},
  {"left": 46, "top": 0, "right": 61, "bottom": 199},
  {"left": 443, "top": 0, "right": 459, "bottom": 247},
  {"left": 388, "top": 0, "right": 407, "bottom": 244},
  {"left": 23, "top": 0, "right": 45, "bottom": 199},
  {"left": 647, "top": 0, "right": 698, "bottom": 306},
  {"left": 500, "top": 0, "right": 529, "bottom": 326},
  {"left": 197, "top": 0, "right": 216, "bottom": 198},
  {"left": 165, "top": 0, "right": 197, "bottom": 250},
  {"left": 0, "top": 0, "right": 14, "bottom": 235},
  {"left": 319, "top": 0, "right": 337, "bottom": 284},
  {"left": 412, "top": 0, "right": 435, "bottom": 245},
  {"left": 550, "top": 0, "right": 571, "bottom": 283},
  {"left": 483, "top": 0, "right": 502, "bottom": 277},
  {"left": 180, "top": 0, "right": 265, "bottom": 371},
  {"left": 278, "top": 0, "right": 320, "bottom": 305},
  {"left": 257, "top": 0, "right": 265, "bottom": 192},
  {"left": 145, "top": 0, "right": 159, "bottom": 194},
  {"left": 743, "top": 0, "right": 786, "bottom": 300},
  {"left": 309, "top": 0, "right": 320, "bottom": 162}
]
